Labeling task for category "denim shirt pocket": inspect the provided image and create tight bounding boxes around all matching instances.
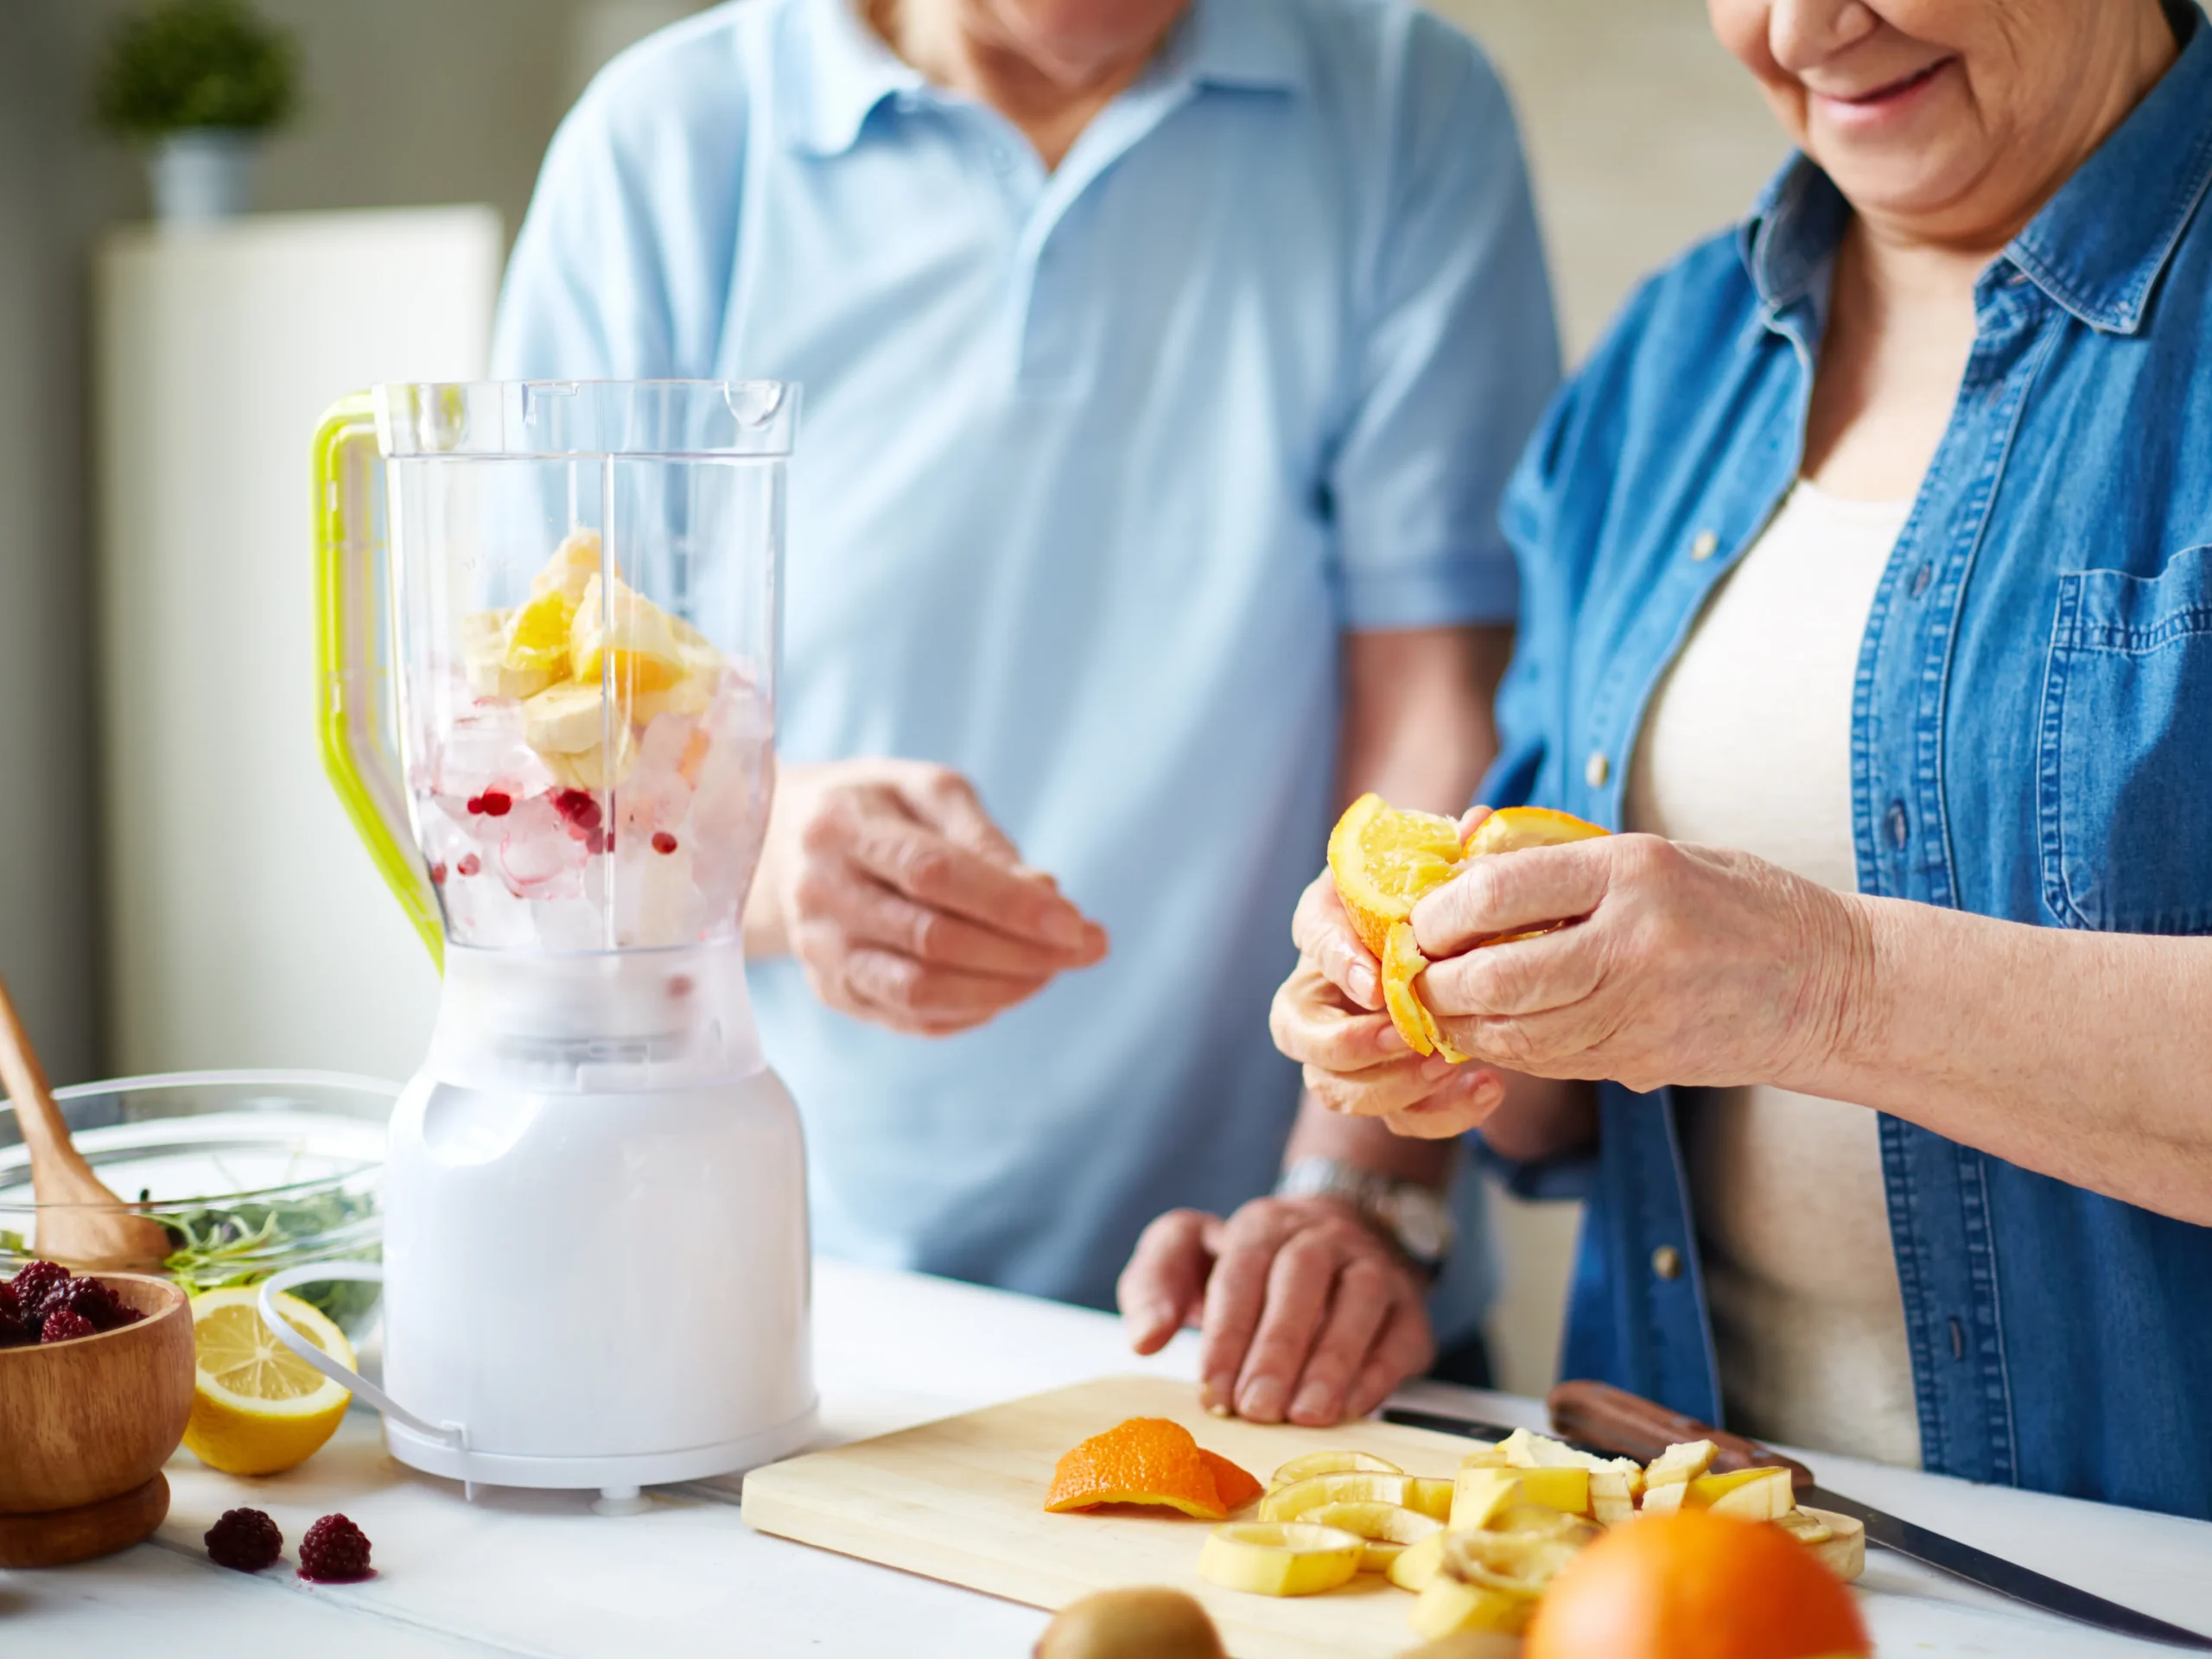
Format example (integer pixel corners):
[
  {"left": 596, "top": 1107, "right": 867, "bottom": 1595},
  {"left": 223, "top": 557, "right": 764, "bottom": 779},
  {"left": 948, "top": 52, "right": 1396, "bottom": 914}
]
[{"left": 2037, "top": 543, "right": 2212, "bottom": 933}]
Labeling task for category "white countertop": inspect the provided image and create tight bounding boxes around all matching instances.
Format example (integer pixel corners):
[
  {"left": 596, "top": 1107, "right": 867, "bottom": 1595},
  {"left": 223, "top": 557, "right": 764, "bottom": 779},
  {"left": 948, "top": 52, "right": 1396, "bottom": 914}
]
[{"left": 15, "top": 1261, "right": 2211, "bottom": 1656}]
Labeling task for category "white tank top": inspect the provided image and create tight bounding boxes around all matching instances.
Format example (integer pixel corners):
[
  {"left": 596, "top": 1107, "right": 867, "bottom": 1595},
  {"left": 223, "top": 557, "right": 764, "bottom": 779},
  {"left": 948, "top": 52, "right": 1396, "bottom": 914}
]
[{"left": 1625, "top": 477, "right": 1923, "bottom": 1468}]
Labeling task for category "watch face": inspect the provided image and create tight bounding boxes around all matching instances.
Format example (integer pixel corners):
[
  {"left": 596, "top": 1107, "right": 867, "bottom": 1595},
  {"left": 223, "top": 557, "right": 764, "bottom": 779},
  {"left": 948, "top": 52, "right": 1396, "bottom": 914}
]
[{"left": 1382, "top": 1190, "right": 1452, "bottom": 1263}]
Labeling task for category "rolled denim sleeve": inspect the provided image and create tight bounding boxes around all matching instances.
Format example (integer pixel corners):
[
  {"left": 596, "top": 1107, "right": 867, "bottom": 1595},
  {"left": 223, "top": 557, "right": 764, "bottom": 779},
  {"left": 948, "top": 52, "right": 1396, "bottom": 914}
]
[{"left": 1328, "top": 17, "right": 1560, "bottom": 632}]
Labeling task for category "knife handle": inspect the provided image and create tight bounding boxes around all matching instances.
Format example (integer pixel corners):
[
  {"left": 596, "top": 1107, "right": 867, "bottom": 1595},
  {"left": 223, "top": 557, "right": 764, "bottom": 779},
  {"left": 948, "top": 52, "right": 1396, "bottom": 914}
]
[{"left": 1548, "top": 1380, "right": 1816, "bottom": 1494}]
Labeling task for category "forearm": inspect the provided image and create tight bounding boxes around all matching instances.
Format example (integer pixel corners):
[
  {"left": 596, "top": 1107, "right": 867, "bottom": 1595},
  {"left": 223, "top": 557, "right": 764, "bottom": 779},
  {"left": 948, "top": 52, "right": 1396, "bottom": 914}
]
[
  {"left": 1802, "top": 896, "right": 2212, "bottom": 1224},
  {"left": 1476, "top": 1072, "right": 1598, "bottom": 1166},
  {"left": 1286, "top": 1089, "right": 1459, "bottom": 1187},
  {"left": 1338, "top": 624, "right": 1510, "bottom": 813}
]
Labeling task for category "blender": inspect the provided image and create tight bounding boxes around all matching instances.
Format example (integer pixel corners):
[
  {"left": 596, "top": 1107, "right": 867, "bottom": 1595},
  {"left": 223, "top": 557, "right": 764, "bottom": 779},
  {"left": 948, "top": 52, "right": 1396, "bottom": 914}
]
[{"left": 264, "top": 380, "right": 815, "bottom": 1508}]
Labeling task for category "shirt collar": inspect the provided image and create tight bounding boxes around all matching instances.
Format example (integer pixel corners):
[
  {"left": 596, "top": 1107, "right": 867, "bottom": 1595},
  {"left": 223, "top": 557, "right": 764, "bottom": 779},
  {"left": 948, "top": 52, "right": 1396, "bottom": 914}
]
[
  {"left": 1738, "top": 0, "right": 2212, "bottom": 335},
  {"left": 775, "top": 0, "right": 1300, "bottom": 160}
]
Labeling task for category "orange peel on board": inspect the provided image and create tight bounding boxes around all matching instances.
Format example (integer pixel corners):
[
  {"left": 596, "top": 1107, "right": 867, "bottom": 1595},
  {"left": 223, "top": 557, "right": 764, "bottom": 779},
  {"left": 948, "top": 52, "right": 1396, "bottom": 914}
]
[
  {"left": 1327, "top": 798, "right": 1609, "bottom": 1061},
  {"left": 1045, "top": 1418, "right": 1263, "bottom": 1519}
]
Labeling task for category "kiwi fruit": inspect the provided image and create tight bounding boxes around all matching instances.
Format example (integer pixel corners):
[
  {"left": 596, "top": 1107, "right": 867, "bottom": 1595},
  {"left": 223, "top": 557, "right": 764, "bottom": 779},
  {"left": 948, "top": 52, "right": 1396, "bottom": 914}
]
[{"left": 1034, "top": 1587, "right": 1226, "bottom": 1659}]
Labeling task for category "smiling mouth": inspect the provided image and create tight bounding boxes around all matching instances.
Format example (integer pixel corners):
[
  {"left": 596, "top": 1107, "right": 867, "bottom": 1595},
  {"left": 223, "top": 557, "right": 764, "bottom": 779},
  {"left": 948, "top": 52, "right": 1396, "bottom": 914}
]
[{"left": 1825, "top": 57, "right": 1954, "bottom": 107}]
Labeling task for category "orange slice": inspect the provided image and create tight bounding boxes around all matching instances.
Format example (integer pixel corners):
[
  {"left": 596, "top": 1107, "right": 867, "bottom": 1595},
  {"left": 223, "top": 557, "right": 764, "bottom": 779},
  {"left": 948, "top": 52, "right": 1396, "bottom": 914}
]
[
  {"left": 1326, "top": 794, "right": 1465, "bottom": 961},
  {"left": 1046, "top": 1418, "right": 1256, "bottom": 1519},
  {"left": 1329, "top": 798, "right": 1608, "bottom": 1062}
]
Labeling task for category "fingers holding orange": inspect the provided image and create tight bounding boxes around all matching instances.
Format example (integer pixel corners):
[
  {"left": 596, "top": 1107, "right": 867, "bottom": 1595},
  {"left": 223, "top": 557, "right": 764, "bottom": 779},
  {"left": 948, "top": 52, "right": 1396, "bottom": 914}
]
[{"left": 1329, "top": 797, "right": 1608, "bottom": 1064}]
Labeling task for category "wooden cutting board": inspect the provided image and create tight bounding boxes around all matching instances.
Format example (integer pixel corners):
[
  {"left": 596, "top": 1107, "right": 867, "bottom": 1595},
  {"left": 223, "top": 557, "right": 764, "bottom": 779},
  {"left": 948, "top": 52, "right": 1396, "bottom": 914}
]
[{"left": 741, "top": 1374, "right": 1496, "bottom": 1659}]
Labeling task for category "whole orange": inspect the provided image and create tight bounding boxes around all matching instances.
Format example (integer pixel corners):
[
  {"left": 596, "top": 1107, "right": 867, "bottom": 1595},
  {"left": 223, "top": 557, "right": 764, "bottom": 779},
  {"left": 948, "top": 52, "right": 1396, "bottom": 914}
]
[{"left": 1522, "top": 1510, "right": 1871, "bottom": 1659}]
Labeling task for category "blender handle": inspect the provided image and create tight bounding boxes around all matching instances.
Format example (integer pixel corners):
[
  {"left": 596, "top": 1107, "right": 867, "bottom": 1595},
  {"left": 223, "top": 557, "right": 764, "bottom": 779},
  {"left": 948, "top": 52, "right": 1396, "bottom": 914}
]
[
  {"left": 313, "top": 392, "right": 444, "bottom": 969},
  {"left": 257, "top": 1263, "right": 467, "bottom": 1453}
]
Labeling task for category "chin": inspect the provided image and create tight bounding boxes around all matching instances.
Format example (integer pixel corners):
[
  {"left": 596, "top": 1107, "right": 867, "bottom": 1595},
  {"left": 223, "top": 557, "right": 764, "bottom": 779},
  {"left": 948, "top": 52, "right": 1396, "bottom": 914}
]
[{"left": 1808, "top": 143, "right": 1989, "bottom": 228}]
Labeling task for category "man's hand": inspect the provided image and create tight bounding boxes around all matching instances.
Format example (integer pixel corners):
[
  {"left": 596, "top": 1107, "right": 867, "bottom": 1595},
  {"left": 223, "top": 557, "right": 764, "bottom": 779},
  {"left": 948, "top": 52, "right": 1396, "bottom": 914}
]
[
  {"left": 1117, "top": 1197, "right": 1434, "bottom": 1427},
  {"left": 747, "top": 759, "right": 1108, "bottom": 1035}
]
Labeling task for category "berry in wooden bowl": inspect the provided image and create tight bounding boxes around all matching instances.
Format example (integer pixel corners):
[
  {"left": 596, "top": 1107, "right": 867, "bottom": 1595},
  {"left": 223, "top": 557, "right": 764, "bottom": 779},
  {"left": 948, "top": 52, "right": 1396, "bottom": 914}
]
[{"left": 0, "top": 1267, "right": 194, "bottom": 1567}]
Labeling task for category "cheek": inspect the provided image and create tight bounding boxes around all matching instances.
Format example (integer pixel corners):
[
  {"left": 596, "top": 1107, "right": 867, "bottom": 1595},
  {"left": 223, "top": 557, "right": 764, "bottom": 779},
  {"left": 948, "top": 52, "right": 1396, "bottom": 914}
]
[
  {"left": 1706, "top": 0, "right": 1768, "bottom": 71},
  {"left": 1707, "top": 0, "right": 1808, "bottom": 138}
]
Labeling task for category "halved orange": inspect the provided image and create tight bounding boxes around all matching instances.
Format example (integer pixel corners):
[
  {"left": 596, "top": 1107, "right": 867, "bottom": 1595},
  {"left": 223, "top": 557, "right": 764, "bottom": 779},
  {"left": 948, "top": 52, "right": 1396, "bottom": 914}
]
[
  {"left": 1327, "top": 798, "right": 1607, "bottom": 1062},
  {"left": 1045, "top": 1418, "right": 1260, "bottom": 1520}
]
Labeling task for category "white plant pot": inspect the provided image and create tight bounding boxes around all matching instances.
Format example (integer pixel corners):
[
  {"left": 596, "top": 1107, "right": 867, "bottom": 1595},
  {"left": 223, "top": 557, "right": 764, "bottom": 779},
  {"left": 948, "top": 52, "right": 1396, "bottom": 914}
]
[{"left": 148, "top": 130, "right": 258, "bottom": 224}]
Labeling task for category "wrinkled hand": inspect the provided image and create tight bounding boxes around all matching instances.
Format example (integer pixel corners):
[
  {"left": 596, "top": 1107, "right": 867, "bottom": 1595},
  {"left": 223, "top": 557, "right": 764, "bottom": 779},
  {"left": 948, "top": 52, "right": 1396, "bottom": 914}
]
[
  {"left": 1416, "top": 834, "right": 1867, "bottom": 1099},
  {"left": 753, "top": 759, "right": 1108, "bottom": 1035},
  {"left": 1118, "top": 1197, "right": 1436, "bottom": 1426},
  {"left": 1268, "top": 871, "right": 1506, "bottom": 1139}
]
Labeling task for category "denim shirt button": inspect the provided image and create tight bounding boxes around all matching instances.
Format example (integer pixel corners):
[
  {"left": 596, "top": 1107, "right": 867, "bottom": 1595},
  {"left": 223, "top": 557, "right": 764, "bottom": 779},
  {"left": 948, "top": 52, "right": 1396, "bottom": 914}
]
[
  {"left": 1651, "top": 1244, "right": 1683, "bottom": 1281},
  {"left": 1910, "top": 562, "right": 1933, "bottom": 597},
  {"left": 1585, "top": 751, "right": 1611, "bottom": 789},
  {"left": 1886, "top": 800, "right": 1910, "bottom": 849},
  {"left": 1689, "top": 530, "right": 1719, "bottom": 562}
]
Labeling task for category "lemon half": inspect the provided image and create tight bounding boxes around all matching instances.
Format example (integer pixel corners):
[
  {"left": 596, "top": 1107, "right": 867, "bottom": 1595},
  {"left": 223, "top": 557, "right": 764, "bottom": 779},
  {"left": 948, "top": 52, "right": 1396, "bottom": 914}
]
[{"left": 182, "top": 1287, "right": 356, "bottom": 1477}]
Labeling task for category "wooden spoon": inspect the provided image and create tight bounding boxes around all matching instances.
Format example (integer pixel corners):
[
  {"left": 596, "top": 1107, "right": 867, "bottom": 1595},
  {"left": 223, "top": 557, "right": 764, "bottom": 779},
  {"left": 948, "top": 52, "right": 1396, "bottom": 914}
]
[{"left": 0, "top": 976, "right": 171, "bottom": 1272}]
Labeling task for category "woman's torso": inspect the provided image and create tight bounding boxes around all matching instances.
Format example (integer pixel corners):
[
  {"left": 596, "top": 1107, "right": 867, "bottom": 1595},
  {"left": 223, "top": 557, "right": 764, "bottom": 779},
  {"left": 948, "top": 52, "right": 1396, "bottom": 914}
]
[
  {"left": 1626, "top": 480, "right": 1923, "bottom": 1468},
  {"left": 1487, "top": 5, "right": 2212, "bottom": 1516}
]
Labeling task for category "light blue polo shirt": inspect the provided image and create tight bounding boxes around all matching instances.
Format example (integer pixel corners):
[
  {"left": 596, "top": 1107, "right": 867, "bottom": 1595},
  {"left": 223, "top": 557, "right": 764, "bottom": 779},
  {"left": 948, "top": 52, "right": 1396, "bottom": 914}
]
[{"left": 492, "top": 0, "right": 1560, "bottom": 1338}]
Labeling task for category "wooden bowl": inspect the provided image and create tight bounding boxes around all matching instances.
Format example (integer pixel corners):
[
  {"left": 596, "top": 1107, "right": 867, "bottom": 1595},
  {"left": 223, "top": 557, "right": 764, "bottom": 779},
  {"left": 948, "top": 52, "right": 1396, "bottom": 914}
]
[{"left": 0, "top": 1273, "right": 194, "bottom": 1564}]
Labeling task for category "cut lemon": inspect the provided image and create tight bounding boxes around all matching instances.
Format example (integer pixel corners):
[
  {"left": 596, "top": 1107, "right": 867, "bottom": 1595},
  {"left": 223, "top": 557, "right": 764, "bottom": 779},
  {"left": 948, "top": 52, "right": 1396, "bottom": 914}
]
[
  {"left": 1198, "top": 1522, "right": 1364, "bottom": 1597},
  {"left": 1328, "top": 796, "right": 1609, "bottom": 1062},
  {"left": 182, "top": 1287, "right": 355, "bottom": 1477}
]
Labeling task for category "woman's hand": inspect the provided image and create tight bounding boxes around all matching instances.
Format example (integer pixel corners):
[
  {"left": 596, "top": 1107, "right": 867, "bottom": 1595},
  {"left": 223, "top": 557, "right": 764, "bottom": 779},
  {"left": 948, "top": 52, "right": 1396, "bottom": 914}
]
[
  {"left": 1415, "top": 834, "right": 1869, "bottom": 1094},
  {"left": 746, "top": 759, "right": 1108, "bottom": 1035},
  {"left": 1117, "top": 1197, "right": 1436, "bottom": 1425},
  {"left": 1268, "top": 872, "right": 1506, "bottom": 1138}
]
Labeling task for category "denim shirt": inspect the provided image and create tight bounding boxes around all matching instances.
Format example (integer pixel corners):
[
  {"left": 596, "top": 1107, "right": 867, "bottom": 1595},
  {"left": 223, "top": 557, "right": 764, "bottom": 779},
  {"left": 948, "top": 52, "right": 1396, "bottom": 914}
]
[{"left": 1484, "top": 3, "right": 2212, "bottom": 1518}]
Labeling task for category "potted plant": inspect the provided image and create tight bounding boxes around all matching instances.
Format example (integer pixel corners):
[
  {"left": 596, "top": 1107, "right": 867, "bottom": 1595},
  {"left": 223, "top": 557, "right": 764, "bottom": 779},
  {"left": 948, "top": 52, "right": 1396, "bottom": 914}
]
[{"left": 92, "top": 0, "right": 298, "bottom": 225}]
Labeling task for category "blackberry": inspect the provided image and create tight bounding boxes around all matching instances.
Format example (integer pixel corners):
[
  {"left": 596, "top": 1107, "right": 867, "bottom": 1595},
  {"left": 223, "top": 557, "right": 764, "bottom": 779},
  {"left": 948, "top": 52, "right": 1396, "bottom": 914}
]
[
  {"left": 60, "top": 1275, "right": 125, "bottom": 1330},
  {"left": 0, "top": 1283, "right": 27, "bottom": 1346},
  {"left": 205, "top": 1508, "right": 284, "bottom": 1573},
  {"left": 297, "top": 1514, "right": 373, "bottom": 1582},
  {"left": 10, "top": 1260, "right": 69, "bottom": 1318},
  {"left": 40, "top": 1308, "right": 96, "bottom": 1343}
]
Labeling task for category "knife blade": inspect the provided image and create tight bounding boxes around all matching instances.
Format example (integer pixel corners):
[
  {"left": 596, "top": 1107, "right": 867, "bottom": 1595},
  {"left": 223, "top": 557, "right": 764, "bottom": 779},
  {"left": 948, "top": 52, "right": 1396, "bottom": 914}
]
[{"left": 1381, "top": 1381, "right": 2212, "bottom": 1651}]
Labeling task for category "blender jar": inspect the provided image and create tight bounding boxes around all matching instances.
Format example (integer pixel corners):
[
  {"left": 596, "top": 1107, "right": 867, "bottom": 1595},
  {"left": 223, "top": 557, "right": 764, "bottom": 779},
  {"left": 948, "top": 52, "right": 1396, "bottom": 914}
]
[{"left": 316, "top": 379, "right": 793, "bottom": 960}]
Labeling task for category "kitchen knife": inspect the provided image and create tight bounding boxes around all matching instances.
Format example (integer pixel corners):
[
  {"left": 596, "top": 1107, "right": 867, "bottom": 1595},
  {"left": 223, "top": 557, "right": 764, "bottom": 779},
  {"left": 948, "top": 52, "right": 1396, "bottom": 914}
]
[{"left": 1381, "top": 1379, "right": 2212, "bottom": 1651}]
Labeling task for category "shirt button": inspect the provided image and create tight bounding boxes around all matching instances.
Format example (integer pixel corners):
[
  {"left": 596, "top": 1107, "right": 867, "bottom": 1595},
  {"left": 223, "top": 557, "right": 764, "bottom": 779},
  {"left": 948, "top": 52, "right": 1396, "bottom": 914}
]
[
  {"left": 1887, "top": 800, "right": 1909, "bottom": 849},
  {"left": 1585, "top": 751, "right": 1611, "bottom": 789},
  {"left": 1651, "top": 1245, "right": 1683, "bottom": 1281},
  {"left": 1911, "top": 562, "right": 1934, "bottom": 597},
  {"left": 1689, "top": 530, "right": 1719, "bottom": 562}
]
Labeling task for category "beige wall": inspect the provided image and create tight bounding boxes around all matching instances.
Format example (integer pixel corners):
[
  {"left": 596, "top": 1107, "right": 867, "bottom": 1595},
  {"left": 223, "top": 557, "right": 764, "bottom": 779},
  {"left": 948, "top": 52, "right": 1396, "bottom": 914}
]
[{"left": 0, "top": 0, "right": 652, "bottom": 1083}]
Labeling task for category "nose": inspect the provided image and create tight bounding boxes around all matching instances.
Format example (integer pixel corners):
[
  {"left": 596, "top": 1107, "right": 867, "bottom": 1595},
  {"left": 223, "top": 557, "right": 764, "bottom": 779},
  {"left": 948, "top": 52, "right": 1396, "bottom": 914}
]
[{"left": 1766, "top": 0, "right": 1882, "bottom": 73}]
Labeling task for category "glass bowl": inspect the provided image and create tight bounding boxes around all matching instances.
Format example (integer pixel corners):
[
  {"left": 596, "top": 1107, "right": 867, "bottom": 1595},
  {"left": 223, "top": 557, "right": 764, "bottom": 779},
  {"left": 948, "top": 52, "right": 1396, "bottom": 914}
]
[{"left": 0, "top": 1071, "right": 395, "bottom": 1339}]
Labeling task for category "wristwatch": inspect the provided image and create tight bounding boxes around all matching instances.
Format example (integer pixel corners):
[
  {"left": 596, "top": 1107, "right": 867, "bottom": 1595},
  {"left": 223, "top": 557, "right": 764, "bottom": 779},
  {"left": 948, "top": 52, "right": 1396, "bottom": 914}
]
[{"left": 1274, "top": 1156, "right": 1453, "bottom": 1281}]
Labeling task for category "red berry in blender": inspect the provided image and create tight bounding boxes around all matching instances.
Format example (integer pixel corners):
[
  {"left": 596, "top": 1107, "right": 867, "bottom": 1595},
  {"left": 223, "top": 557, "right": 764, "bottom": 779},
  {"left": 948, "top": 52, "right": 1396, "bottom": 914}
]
[
  {"left": 478, "top": 790, "right": 512, "bottom": 816},
  {"left": 298, "top": 1513, "right": 374, "bottom": 1581},
  {"left": 205, "top": 1508, "right": 283, "bottom": 1573},
  {"left": 652, "top": 831, "right": 678, "bottom": 855},
  {"left": 457, "top": 853, "right": 482, "bottom": 878},
  {"left": 41, "top": 1308, "right": 96, "bottom": 1343},
  {"left": 429, "top": 861, "right": 448, "bottom": 884}
]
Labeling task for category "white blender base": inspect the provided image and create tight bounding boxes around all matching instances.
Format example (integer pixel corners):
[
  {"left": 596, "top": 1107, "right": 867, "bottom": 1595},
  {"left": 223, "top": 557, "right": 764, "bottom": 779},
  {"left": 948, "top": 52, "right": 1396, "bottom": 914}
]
[{"left": 384, "top": 1400, "right": 819, "bottom": 1499}]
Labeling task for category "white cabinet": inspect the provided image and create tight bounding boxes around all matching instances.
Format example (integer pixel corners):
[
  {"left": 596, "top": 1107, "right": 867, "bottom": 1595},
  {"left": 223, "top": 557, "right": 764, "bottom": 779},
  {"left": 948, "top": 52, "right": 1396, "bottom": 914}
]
[{"left": 94, "top": 207, "right": 502, "bottom": 1082}]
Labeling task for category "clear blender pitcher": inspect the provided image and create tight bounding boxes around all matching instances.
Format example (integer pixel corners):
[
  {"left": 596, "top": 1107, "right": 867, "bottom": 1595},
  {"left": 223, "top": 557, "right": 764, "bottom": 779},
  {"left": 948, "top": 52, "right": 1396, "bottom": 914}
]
[{"left": 272, "top": 381, "right": 816, "bottom": 1505}]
